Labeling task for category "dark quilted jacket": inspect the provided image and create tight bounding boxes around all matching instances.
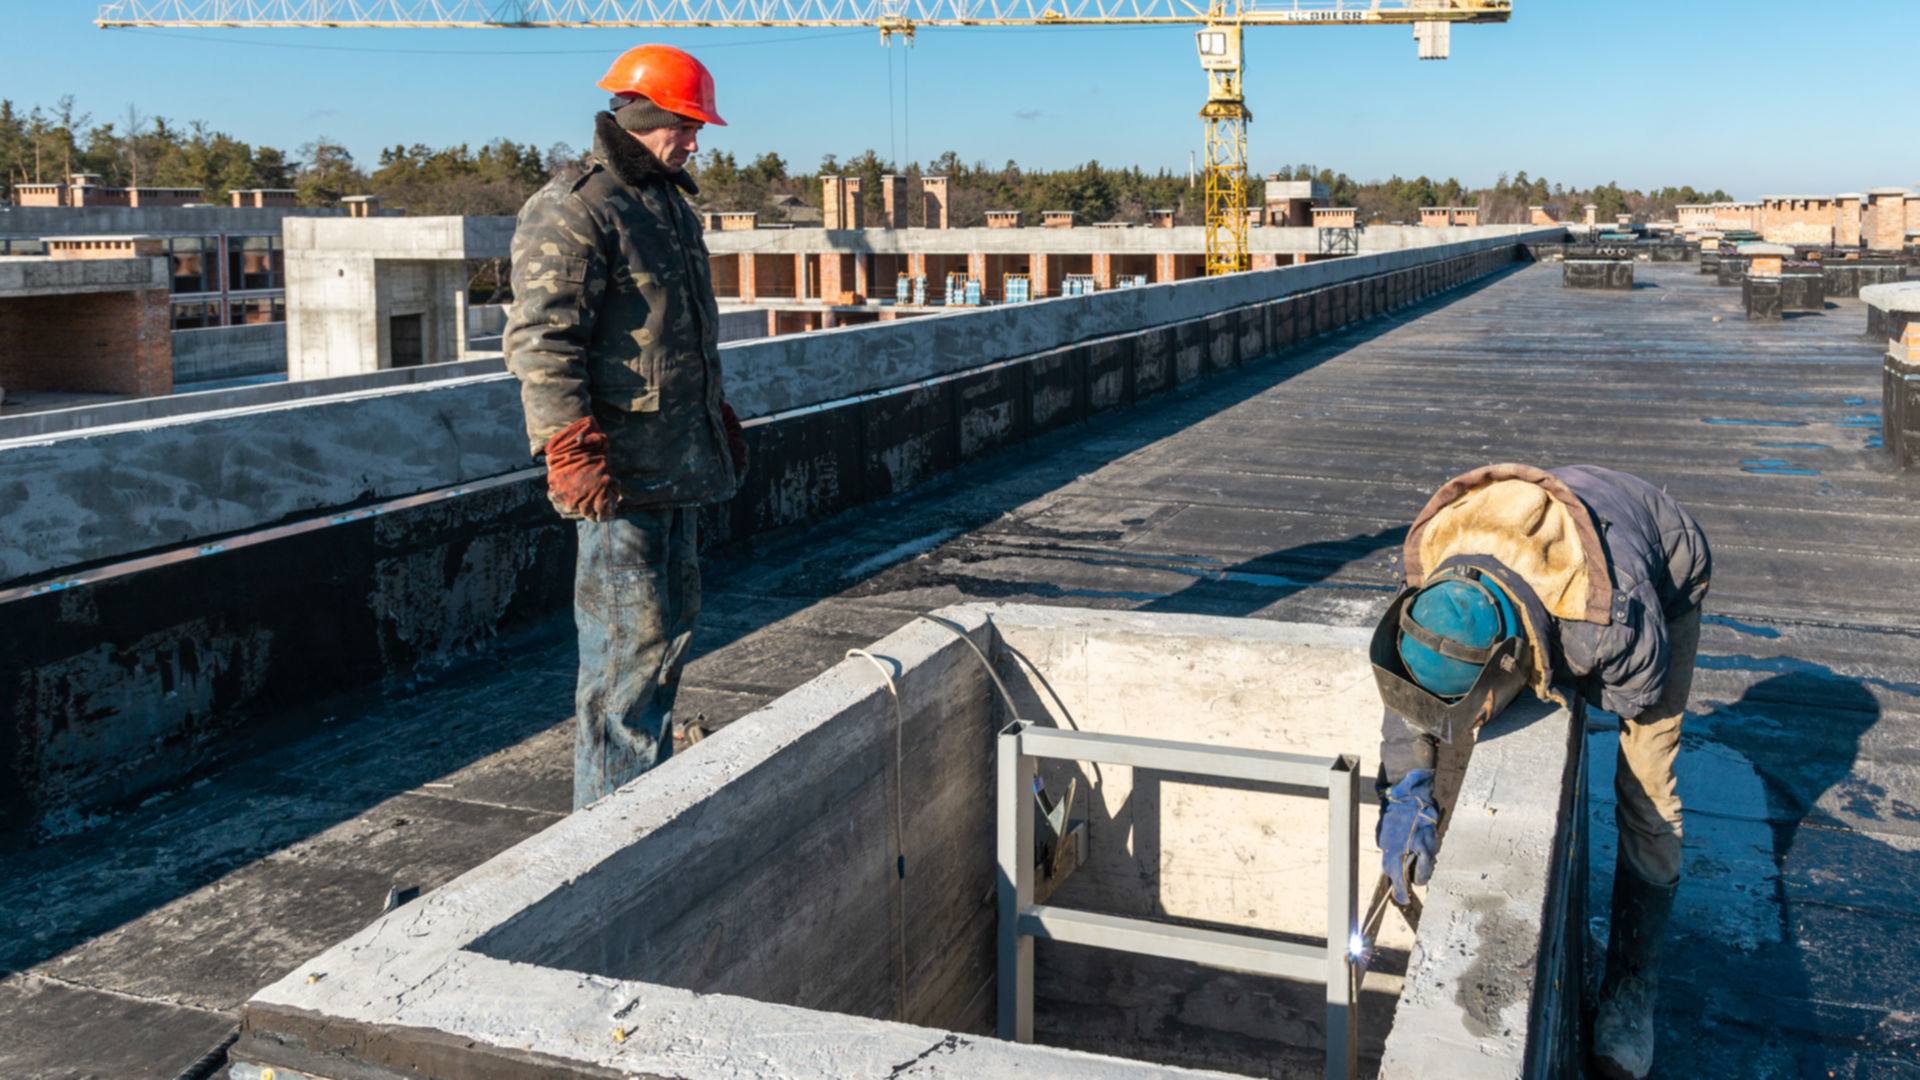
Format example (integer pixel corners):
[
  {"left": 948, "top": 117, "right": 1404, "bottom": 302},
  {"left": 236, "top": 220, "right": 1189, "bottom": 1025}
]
[{"left": 1548, "top": 465, "right": 1711, "bottom": 719}]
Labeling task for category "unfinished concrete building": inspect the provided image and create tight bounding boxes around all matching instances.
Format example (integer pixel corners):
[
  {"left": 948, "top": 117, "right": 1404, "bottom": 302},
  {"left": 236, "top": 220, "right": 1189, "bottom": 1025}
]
[{"left": 0, "top": 235, "right": 171, "bottom": 409}]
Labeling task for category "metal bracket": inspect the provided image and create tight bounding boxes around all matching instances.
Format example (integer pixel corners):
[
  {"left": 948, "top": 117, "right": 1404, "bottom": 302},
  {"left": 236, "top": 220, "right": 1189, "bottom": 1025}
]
[{"left": 997, "top": 723, "right": 1360, "bottom": 1080}]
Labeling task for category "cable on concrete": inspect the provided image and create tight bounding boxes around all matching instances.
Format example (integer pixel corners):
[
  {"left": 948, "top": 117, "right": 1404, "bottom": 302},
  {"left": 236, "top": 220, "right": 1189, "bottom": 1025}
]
[{"left": 845, "top": 647, "right": 911, "bottom": 1022}]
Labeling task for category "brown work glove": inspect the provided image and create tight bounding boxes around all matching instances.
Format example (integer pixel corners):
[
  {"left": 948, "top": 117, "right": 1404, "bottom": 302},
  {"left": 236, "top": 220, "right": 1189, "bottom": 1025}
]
[
  {"left": 721, "top": 402, "right": 749, "bottom": 480},
  {"left": 544, "top": 416, "right": 621, "bottom": 522}
]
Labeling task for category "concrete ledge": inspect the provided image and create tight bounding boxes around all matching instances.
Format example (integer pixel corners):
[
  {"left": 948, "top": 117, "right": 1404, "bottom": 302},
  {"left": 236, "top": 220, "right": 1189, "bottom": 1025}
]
[
  {"left": 171, "top": 322, "right": 287, "bottom": 384},
  {"left": 0, "top": 254, "right": 168, "bottom": 297},
  {"left": 1379, "top": 692, "right": 1586, "bottom": 1079},
  {"left": 0, "top": 355, "right": 506, "bottom": 441},
  {"left": 1863, "top": 282, "right": 1920, "bottom": 340},
  {"left": 0, "top": 372, "right": 533, "bottom": 583},
  {"left": 0, "top": 235, "right": 1539, "bottom": 585},
  {"left": 727, "top": 231, "right": 1558, "bottom": 419},
  {"left": 233, "top": 607, "right": 1238, "bottom": 1080},
  {"left": 231, "top": 605, "right": 1582, "bottom": 1079}
]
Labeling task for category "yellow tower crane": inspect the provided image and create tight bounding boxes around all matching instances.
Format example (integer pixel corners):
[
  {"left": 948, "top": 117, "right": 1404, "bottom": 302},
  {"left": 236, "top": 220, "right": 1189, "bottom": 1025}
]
[{"left": 97, "top": 1, "right": 1511, "bottom": 276}]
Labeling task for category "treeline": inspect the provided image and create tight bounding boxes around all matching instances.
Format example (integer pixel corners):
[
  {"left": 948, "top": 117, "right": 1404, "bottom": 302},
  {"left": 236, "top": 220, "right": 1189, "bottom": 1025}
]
[
  {"left": 0, "top": 97, "right": 557, "bottom": 215},
  {"left": 691, "top": 148, "right": 1214, "bottom": 226},
  {"left": 698, "top": 149, "right": 1734, "bottom": 228},
  {"left": 0, "top": 97, "right": 292, "bottom": 203},
  {"left": 3, "top": 99, "right": 1732, "bottom": 226},
  {"left": 1270, "top": 164, "right": 1733, "bottom": 225}
]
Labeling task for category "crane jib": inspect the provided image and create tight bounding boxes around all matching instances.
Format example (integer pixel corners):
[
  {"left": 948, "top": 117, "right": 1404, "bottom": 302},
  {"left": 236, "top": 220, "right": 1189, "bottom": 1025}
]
[{"left": 94, "top": 0, "right": 1512, "bottom": 28}]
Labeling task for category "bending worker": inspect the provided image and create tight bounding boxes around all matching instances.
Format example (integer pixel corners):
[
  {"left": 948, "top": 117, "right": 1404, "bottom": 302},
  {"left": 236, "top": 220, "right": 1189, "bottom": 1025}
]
[
  {"left": 505, "top": 44, "right": 749, "bottom": 810},
  {"left": 1370, "top": 463, "right": 1709, "bottom": 1080}
]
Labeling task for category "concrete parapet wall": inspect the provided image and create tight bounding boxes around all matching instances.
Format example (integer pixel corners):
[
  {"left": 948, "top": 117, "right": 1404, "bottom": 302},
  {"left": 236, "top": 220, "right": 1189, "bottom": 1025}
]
[
  {"left": 1867, "top": 284, "right": 1920, "bottom": 470},
  {"left": 701, "top": 223, "right": 1547, "bottom": 259},
  {"left": 230, "top": 605, "right": 1583, "bottom": 1080},
  {"left": 0, "top": 204, "right": 350, "bottom": 239},
  {"left": 0, "top": 372, "right": 532, "bottom": 584},
  {"left": 1379, "top": 693, "right": 1586, "bottom": 1078},
  {"left": 726, "top": 232, "right": 1553, "bottom": 419},
  {"left": 2, "top": 232, "right": 1546, "bottom": 585},
  {"left": 0, "top": 356, "right": 506, "bottom": 442},
  {"left": 170, "top": 322, "right": 287, "bottom": 384},
  {"left": 232, "top": 607, "right": 1237, "bottom": 1080}
]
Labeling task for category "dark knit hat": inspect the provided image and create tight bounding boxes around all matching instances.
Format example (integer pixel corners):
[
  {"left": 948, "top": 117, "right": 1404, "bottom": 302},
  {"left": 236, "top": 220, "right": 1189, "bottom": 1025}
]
[{"left": 609, "top": 94, "right": 693, "bottom": 132}]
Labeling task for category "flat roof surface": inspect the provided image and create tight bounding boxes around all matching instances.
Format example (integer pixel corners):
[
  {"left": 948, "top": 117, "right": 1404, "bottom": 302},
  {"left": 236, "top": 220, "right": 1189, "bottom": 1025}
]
[{"left": 2, "top": 262, "right": 1916, "bottom": 1079}]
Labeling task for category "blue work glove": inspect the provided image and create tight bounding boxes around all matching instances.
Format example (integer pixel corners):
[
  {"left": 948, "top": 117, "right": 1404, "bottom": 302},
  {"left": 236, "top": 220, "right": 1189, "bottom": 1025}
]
[{"left": 1379, "top": 768, "right": 1440, "bottom": 906}]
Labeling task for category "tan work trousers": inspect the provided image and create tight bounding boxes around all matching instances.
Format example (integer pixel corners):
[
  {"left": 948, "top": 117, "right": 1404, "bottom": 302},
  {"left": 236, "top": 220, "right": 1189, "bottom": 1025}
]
[{"left": 1614, "top": 606, "right": 1700, "bottom": 887}]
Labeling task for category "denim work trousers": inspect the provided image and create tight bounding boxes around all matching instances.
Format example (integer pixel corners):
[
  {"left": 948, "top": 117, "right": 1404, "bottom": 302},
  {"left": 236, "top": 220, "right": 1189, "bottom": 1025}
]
[
  {"left": 573, "top": 508, "right": 700, "bottom": 810},
  {"left": 1614, "top": 605, "right": 1702, "bottom": 887}
]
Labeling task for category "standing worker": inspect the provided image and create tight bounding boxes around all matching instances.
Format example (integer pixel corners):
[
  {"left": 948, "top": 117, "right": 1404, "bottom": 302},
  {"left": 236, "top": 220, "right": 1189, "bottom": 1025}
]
[
  {"left": 505, "top": 44, "right": 750, "bottom": 811},
  {"left": 1369, "top": 463, "right": 1709, "bottom": 1080}
]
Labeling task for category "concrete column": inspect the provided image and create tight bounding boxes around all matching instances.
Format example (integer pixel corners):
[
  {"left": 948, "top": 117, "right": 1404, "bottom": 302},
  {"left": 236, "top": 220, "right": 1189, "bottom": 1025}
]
[
  {"left": 739, "top": 252, "right": 759, "bottom": 302},
  {"left": 1092, "top": 253, "right": 1113, "bottom": 289},
  {"left": 1154, "top": 253, "right": 1176, "bottom": 283},
  {"left": 1031, "top": 253, "right": 1057, "bottom": 297},
  {"left": 454, "top": 288, "right": 468, "bottom": 363},
  {"left": 881, "top": 175, "right": 907, "bottom": 230}
]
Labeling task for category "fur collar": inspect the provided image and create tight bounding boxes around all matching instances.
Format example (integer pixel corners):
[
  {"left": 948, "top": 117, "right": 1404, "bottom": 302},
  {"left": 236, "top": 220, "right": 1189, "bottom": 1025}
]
[{"left": 593, "top": 111, "right": 699, "bottom": 196}]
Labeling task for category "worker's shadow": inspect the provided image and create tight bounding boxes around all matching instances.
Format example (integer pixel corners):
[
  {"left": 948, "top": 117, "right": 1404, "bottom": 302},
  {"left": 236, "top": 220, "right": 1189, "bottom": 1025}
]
[
  {"left": 1132, "top": 524, "right": 1407, "bottom": 619},
  {"left": 1628, "top": 667, "right": 1910, "bottom": 1078}
]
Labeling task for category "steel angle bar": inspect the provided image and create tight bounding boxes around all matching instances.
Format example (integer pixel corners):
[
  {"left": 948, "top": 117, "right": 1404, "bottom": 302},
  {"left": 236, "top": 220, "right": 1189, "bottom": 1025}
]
[
  {"left": 1015, "top": 725, "right": 1340, "bottom": 788},
  {"left": 1018, "top": 905, "right": 1326, "bottom": 982},
  {"left": 1325, "top": 752, "right": 1360, "bottom": 1080},
  {"left": 996, "top": 721, "right": 1360, "bottom": 1080}
]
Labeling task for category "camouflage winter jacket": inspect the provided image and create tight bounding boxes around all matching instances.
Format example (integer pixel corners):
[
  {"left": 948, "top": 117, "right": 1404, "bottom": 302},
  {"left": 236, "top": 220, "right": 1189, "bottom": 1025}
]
[{"left": 505, "top": 112, "right": 738, "bottom": 513}]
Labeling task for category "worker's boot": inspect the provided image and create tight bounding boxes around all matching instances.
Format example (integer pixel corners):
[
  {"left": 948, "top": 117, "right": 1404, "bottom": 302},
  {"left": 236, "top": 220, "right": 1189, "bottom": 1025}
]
[{"left": 1592, "top": 858, "right": 1678, "bottom": 1080}]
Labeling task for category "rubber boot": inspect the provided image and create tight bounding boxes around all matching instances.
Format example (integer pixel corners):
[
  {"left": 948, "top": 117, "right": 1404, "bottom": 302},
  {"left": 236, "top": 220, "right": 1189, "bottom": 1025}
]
[{"left": 1593, "top": 858, "right": 1678, "bottom": 1080}]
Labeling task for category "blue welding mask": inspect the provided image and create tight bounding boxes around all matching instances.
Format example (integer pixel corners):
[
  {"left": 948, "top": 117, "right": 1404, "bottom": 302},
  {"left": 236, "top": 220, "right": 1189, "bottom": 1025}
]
[{"left": 1370, "top": 564, "right": 1531, "bottom": 743}]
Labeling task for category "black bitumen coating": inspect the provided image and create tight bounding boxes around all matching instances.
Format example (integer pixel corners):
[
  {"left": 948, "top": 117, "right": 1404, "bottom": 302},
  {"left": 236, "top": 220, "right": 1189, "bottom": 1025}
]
[{"left": 2, "top": 262, "right": 1917, "bottom": 1079}]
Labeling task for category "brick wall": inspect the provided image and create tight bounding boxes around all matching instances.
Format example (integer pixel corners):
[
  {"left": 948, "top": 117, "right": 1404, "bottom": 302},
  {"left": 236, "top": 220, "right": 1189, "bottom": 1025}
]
[
  {"left": 880, "top": 175, "right": 907, "bottom": 230},
  {"left": 48, "top": 237, "right": 164, "bottom": 261},
  {"left": 922, "top": 177, "right": 949, "bottom": 229},
  {"left": 0, "top": 288, "right": 173, "bottom": 398},
  {"left": 1837, "top": 199, "right": 1864, "bottom": 247},
  {"left": 1866, "top": 194, "right": 1908, "bottom": 251},
  {"left": 1762, "top": 200, "right": 1837, "bottom": 245}
]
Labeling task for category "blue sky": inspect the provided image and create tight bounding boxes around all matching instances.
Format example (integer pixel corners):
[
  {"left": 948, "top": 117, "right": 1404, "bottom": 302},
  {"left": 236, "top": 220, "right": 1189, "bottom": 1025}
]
[{"left": 10, "top": 1, "right": 1919, "bottom": 197}]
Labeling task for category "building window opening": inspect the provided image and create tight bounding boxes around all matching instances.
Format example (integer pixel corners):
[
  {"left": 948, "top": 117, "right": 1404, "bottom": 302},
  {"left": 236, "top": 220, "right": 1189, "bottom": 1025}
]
[
  {"left": 167, "top": 236, "right": 220, "bottom": 294},
  {"left": 233, "top": 297, "right": 285, "bottom": 324},
  {"left": 172, "top": 301, "right": 216, "bottom": 330},
  {"left": 228, "top": 234, "right": 284, "bottom": 291},
  {"left": 389, "top": 313, "right": 425, "bottom": 368}
]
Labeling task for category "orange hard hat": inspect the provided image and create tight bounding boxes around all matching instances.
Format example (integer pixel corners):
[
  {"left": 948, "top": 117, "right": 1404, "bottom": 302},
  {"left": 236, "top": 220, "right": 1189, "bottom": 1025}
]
[{"left": 597, "top": 44, "right": 726, "bottom": 127}]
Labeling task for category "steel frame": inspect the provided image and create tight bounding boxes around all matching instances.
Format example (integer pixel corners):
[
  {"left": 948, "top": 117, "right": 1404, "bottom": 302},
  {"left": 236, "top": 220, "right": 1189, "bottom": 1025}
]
[
  {"left": 996, "top": 723, "right": 1360, "bottom": 1080},
  {"left": 96, "top": 0, "right": 1512, "bottom": 28}
]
